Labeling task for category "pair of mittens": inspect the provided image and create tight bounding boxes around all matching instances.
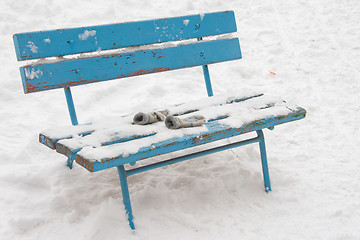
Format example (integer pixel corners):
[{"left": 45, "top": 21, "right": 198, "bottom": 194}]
[
  {"left": 133, "top": 110, "right": 206, "bottom": 129},
  {"left": 132, "top": 110, "right": 169, "bottom": 125},
  {"left": 164, "top": 115, "right": 206, "bottom": 129}
]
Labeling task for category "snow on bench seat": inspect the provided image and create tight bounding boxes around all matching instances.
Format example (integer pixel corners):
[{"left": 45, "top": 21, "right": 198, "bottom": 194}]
[{"left": 39, "top": 93, "right": 306, "bottom": 172}]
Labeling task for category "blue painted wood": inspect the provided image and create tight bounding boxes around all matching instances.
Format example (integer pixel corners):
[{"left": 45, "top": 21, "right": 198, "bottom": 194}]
[
  {"left": 39, "top": 130, "right": 94, "bottom": 150},
  {"left": 13, "top": 11, "right": 237, "bottom": 61},
  {"left": 117, "top": 165, "right": 135, "bottom": 230},
  {"left": 21, "top": 38, "right": 241, "bottom": 94},
  {"left": 126, "top": 135, "right": 261, "bottom": 177},
  {"left": 56, "top": 133, "right": 157, "bottom": 159},
  {"left": 64, "top": 87, "right": 78, "bottom": 126},
  {"left": 75, "top": 107, "right": 306, "bottom": 172},
  {"left": 41, "top": 94, "right": 263, "bottom": 152},
  {"left": 256, "top": 130, "right": 271, "bottom": 192}
]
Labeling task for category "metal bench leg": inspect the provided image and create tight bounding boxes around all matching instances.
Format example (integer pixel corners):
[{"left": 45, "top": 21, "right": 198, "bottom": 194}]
[
  {"left": 256, "top": 130, "right": 272, "bottom": 192},
  {"left": 66, "top": 153, "right": 77, "bottom": 169},
  {"left": 66, "top": 157, "right": 74, "bottom": 169},
  {"left": 117, "top": 165, "right": 135, "bottom": 230}
]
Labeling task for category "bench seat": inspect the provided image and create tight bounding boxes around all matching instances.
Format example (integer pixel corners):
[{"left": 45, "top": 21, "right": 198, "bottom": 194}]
[{"left": 39, "top": 93, "right": 306, "bottom": 172}]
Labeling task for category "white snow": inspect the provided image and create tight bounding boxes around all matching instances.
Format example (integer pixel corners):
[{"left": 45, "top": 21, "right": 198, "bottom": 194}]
[
  {"left": 1, "top": 0, "right": 360, "bottom": 239},
  {"left": 78, "top": 29, "right": 96, "bottom": 40},
  {"left": 43, "top": 38, "right": 51, "bottom": 43},
  {"left": 26, "top": 41, "right": 38, "bottom": 53},
  {"left": 55, "top": 92, "right": 292, "bottom": 162},
  {"left": 24, "top": 68, "right": 43, "bottom": 79}
]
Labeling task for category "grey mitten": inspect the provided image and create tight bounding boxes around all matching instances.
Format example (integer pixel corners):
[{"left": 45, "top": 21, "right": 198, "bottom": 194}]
[
  {"left": 133, "top": 110, "right": 169, "bottom": 125},
  {"left": 165, "top": 115, "right": 206, "bottom": 129}
]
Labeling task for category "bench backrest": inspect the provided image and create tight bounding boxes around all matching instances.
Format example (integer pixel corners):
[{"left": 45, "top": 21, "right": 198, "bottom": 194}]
[
  {"left": 14, "top": 11, "right": 242, "bottom": 126},
  {"left": 14, "top": 11, "right": 241, "bottom": 94}
]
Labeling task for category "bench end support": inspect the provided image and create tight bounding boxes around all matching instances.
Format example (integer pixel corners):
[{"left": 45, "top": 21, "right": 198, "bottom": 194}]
[
  {"left": 66, "top": 153, "right": 77, "bottom": 169},
  {"left": 256, "top": 130, "right": 272, "bottom": 192},
  {"left": 67, "top": 157, "right": 74, "bottom": 169},
  {"left": 117, "top": 165, "right": 135, "bottom": 230}
]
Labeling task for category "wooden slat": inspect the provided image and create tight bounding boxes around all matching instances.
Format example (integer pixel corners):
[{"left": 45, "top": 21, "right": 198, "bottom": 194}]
[
  {"left": 56, "top": 133, "right": 157, "bottom": 158},
  {"left": 21, "top": 38, "right": 241, "bottom": 93},
  {"left": 13, "top": 11, "right": 237, "bottom": 61},
  {"left": 39, "top": 130, "right": 94, "bottom": 150},
  {"left": 75, "top": 107, "right": 306, "bottom": 172}
]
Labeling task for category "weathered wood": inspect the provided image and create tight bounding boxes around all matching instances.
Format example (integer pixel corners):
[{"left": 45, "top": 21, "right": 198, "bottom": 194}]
[
  {"left": 39, "top": 130, "right": 94, "bottom": 150},
  {"left": 39, "top": 93, "right": 263, "bottom": 153},
  {"left": 75, "top": 106, "right": 306, "bottom": 172},
  {"left": 51, "top": 93, "right": 264, "bottom": 158},
  {"left": 21, "top": 38, "right": 241, "bottom": 94},
  {"left": 13, "top": 11, "right": 236, "bottom": 61},
  {"left": 56, "top": 133, "right": 156, "bottom": 158}
]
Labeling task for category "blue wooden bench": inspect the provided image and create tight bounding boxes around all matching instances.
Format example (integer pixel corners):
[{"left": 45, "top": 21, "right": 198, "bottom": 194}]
[{"left": 13, "top": 10, "right": 306, "bottom": 230}]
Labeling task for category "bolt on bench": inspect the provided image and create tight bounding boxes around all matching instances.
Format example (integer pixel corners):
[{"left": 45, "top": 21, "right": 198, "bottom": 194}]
[{"left": 13, "top": 10, "right": 306, "bottom": 230}]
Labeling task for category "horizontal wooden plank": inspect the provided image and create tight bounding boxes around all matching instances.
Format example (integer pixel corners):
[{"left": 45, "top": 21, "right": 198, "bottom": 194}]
[
  {"left": 13, "top": 11, "right": 237, "bottom": 61},
  {"left": 75, "top": 107, "right": 306, "bottom": 172},
  {"left": 56, "top": 133, "right": 156, "bottom": 158},
  {"left": 21, "top": 38, "right": 241, "bottom": 93},
  {"left": 39, "top": 130, "right": 94, "bottom": 150}
]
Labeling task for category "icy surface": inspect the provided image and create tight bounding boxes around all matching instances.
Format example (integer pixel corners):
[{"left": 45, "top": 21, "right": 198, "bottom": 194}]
[
  {"left": 1, "top": 1, "right": 360, "bottom": 239},
  {"left": 24, "top": 68, "right": 43, "bottom": 79},
  {"left": 78, "top": 29, "right": 96, "bottom": 40},
  {"left": 26, "top": 41, "right": 38, "bottom": 53}
]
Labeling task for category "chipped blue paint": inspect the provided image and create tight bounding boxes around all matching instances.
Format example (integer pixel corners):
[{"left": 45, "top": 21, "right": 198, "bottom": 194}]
[
  {"left": 13, "top": 11, "right": 236, "bottom": 61},
  {"left": 55, "top": 133, "right": 157, "bottom": 159},
  {"left": 41, "top": 93, "right": 264, "bottom": 152},
  {"left": 21, "top": 38, "right": 241, "bottom": 93}
]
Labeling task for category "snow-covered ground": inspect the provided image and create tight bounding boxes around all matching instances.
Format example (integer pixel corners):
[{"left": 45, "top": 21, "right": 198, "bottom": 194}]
[{"left": 1, "top": 0, "right": 359, "bottom": 239}]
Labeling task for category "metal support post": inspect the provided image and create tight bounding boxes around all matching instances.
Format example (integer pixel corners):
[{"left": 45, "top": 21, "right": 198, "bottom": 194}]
[
  {"left": 198, "top": 37, "right": 214, "bottom": 97},
  {"left": 117, "top": 165, "right": 135, "bottom": 230},
  {"left": 64, "top": 87, "right": 78, "bottom": 126},
  {"left": 256, "top": 130, "right": 271, "bottom": 192}
]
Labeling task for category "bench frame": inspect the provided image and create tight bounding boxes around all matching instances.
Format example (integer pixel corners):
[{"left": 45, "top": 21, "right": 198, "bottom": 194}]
[{"left": 60, "top": 39, "right": 272, "bottom": 229}]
